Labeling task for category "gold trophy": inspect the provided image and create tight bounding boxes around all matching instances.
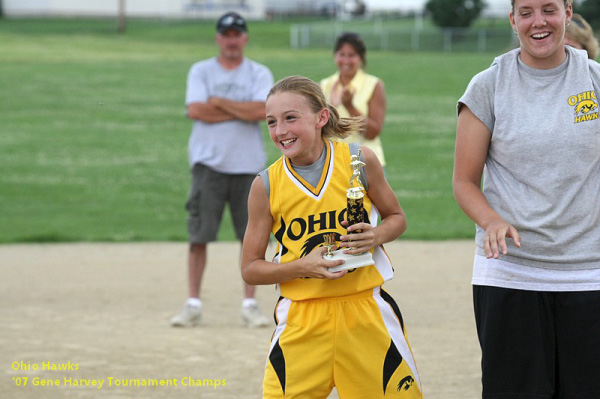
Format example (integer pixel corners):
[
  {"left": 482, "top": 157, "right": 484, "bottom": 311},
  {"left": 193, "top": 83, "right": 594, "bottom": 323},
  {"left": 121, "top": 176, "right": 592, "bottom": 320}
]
[{"left": 325, "top": 149, "right": 374, "bottom": 272}]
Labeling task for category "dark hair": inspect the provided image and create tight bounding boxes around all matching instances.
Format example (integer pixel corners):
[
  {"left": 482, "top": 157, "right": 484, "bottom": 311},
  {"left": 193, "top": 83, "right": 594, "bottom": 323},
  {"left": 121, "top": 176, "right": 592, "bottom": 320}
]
[
  {"left": 267, "top": 76, "right": 364, "bottom": 140},
  {"left": 334, "top": 32, "right": 367, "bottom": 66}
]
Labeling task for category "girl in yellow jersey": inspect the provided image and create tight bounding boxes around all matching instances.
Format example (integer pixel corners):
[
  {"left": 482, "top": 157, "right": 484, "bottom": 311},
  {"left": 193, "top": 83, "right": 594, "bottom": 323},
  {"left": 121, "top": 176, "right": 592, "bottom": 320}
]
[{"left": 242, "top": 76, "right": 422, "bottom": 399}]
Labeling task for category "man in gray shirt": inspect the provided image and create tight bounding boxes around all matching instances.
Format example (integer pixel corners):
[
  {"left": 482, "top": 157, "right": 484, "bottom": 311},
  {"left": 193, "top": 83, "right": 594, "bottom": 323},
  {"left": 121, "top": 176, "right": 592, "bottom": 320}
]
[{"left": 171, "top": 11, "right": 274, "bottom": 328}]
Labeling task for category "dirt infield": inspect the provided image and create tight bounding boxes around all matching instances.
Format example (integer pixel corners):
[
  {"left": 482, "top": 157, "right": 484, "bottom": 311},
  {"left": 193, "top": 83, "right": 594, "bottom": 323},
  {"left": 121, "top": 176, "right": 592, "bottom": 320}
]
[{"left": 1, "top": 241, "right": 481, "bottom": 398}]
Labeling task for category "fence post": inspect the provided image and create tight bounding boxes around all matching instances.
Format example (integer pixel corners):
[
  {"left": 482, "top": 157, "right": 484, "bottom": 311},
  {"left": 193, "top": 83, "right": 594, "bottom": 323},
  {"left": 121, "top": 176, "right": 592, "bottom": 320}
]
[
  {"left": 290, "top": 24, "right": 298, "bottom": 49},
  {"left": 380, "top": 30, "right": 388, "bottom": 51},
  {"left": 117, "top": 0, "right": 126, "bottom": 34},
  {"left": 374, "top": 17, "right": 382, "bottom": 34},
  {"left": 415, "top": 12, "right": 424, "bottom": 31},
  {"left": 411, "top": 29, "right": 420, "bottom": 51},
  {"left": 302, "top": 25, "right": 310, "bottom": 48},
  {"left": 335, "top": 22, "right": 342, "bottom": 38},
  {"left": 444, "top": 29, "right": 452, "bottom": 52},
  {"left": 478, "top": 29, "right": 486, "bottom": 52}
]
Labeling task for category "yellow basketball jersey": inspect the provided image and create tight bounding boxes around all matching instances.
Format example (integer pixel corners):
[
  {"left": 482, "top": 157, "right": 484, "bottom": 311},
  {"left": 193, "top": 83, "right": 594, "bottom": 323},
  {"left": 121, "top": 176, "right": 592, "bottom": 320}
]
[{"left": 268, "top": 140, "right": 393, "bottom": 301}]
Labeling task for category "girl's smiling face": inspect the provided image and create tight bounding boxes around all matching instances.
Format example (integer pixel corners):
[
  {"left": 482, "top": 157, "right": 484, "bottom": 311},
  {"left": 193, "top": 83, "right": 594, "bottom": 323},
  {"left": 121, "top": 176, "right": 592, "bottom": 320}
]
[
  {"left": 510, "top": 0, "right": 572, "bottom": 69},
  {"left": 265, "top": 92, "right": 329, "bottom": 166}
]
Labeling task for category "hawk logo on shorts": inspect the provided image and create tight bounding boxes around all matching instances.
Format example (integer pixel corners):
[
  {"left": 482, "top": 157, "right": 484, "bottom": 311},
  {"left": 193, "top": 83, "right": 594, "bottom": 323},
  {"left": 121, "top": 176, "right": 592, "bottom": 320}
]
[
  {"left": 397, "top": 376, "right": 414, "bottom": 392},
  {"left": 568, "top": 91, "right": 598, "bottom": 124}
]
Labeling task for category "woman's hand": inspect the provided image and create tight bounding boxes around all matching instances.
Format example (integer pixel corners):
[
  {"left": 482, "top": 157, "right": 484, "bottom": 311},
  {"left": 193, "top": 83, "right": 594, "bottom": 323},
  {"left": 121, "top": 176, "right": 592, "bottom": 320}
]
[
  {"left": 341, "top": 86, "right": 355, "bottom": 110},
  {"left": 483, "top": 218, "right": 521, "bottom": 259},
  {"left": 339, "top": 221, "right": 376, "bottom": 255},
  {"left": 297, "top": 247, "right": 348, "bottom": 280}
]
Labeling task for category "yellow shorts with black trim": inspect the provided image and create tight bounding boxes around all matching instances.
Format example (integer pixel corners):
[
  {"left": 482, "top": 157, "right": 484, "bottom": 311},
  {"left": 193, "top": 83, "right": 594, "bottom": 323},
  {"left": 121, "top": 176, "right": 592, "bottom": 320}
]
[{"left": 263, "top": 287, "right": 422, "bottom": 399}]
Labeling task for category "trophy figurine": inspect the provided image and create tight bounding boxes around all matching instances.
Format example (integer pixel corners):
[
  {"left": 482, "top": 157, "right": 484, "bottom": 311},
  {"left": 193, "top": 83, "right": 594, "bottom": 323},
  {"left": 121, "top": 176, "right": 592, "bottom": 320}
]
[{"left": 325, "top": 149, "right": 374, "bottom": 273}]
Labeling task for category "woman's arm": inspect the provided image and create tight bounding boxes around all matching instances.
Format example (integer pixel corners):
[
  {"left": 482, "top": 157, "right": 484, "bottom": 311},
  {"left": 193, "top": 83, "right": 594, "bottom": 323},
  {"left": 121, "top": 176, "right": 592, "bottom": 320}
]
[
  {"left": 342, "top": 81, "right": 386, "bottom": 140},
  {"left": 339, "top": 146, "right": 405, "bottom": 254},
  {"left": 241, "top": 177, "right": 346, "bottom": 285},
  {"left": 453, "top": 106, "right": 521, "bottom": 258},
  {"left": 364, "top": 81, "right": 386, "bottom": 140}
]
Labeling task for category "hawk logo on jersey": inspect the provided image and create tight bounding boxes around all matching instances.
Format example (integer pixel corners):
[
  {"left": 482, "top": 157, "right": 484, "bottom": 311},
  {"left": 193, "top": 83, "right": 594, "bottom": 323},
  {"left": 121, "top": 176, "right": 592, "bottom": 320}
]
[
  {"left": 397, "top": 376, "right": 415, "bottom": 392},
  {"left": 568, "top": 91, "right": 598, "bottom": 123}
]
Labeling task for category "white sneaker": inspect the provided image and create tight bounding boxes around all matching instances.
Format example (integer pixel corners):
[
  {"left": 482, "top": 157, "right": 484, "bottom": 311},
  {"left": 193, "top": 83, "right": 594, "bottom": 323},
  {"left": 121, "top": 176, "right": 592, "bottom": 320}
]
[
  {"left": 170, "top": 304, "right": 202, "bottom": 327},
  {"left": 241, "top": 303, "right": 270, "bottom": 328}
]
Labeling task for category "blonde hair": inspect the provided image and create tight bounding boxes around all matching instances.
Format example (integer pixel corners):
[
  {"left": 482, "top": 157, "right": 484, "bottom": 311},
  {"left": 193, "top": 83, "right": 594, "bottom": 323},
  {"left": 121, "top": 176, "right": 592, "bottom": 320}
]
[
  {"left": 267, "top": 75, "right": 364, "bottom": 140},
  {"left": 566, "top": 13, "right": 599, "bottom": 59}
]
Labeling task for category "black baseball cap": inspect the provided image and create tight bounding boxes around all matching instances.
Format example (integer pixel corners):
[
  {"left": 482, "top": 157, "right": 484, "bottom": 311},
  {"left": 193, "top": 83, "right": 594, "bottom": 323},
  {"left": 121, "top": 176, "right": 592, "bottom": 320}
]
[{"left": 216, "top": 12, "right": 247, "bottom": 34}]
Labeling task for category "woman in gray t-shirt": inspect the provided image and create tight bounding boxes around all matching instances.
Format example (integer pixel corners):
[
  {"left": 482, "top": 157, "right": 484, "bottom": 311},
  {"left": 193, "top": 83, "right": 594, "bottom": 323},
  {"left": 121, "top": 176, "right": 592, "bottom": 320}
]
[{"left": 453, "top": 0, "right": 600, "bottom": 397}]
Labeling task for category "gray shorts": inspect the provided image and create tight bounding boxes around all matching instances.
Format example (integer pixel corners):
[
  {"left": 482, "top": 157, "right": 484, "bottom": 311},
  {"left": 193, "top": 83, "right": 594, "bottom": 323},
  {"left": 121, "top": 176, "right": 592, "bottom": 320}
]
[{"left": 186, "top": 163, "right": 255, "bottom": 244}]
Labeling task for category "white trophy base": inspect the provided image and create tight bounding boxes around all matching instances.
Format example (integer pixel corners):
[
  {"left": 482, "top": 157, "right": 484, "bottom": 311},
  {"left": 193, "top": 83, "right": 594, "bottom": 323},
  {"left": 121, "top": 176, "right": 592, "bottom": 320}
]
[{"left": 324, "top": 249, "right": 374, "bottom": 272}]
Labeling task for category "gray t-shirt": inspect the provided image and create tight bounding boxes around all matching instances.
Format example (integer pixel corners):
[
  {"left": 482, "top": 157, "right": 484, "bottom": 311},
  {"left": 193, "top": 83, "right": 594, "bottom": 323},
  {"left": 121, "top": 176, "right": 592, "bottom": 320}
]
[
  {"left": 186, "top": 57, "right": 274, "bottom": 174},
  {"left": 458, "top": 47, "right": 600, "bottom": 271}
]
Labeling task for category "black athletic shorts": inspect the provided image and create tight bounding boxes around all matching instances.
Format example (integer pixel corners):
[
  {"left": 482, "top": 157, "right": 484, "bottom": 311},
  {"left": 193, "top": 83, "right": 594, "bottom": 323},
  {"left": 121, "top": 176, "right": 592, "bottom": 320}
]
[{"left": 473, "top": 285, "right": 600, "bottom": 399}]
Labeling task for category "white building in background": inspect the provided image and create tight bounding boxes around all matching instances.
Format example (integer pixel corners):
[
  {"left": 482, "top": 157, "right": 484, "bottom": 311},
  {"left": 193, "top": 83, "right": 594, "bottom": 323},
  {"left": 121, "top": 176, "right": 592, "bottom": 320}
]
[
  {"left": 2, "top": 0, "right": 266, "bottom": 19},
  {"left": 1, "top": 0, "right": 516, "bottom": 19},
  {"left": 364, "top": 0, "right": 511, "bottom": 17},
  {"left": 265, "top": 0, "right": 365, "bottom": 16}
]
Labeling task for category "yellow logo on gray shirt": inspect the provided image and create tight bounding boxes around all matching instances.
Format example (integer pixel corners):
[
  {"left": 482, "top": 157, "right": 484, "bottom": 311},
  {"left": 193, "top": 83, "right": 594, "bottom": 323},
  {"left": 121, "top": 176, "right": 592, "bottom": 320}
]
[{"left": 568, "top": 91, "right": 598, "bottom": 123}]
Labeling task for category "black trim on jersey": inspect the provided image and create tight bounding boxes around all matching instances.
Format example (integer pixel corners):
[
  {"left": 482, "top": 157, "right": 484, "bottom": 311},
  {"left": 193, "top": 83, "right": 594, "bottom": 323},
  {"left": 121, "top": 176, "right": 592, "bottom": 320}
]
[
  {"left": 269, "top": 339, "right": 286, "bottom": 394},
  {"left": 381, "top": 288, "right": 404, "bottom": 331},
  {"left": 283, "top": 140, "right": 332, "bottom": 198},
  {"left": 273, "top": 217, "right": 288, "bottom": 257},
  {"left": 382, "top": 339, "right": 403, "bottom": 394}
]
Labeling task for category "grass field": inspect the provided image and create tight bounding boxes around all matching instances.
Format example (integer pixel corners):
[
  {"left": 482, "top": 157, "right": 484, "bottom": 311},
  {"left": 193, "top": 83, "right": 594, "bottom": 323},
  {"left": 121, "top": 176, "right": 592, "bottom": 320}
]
[{"left": 0, "top": 18, "right": 500, "bottom": 243}]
